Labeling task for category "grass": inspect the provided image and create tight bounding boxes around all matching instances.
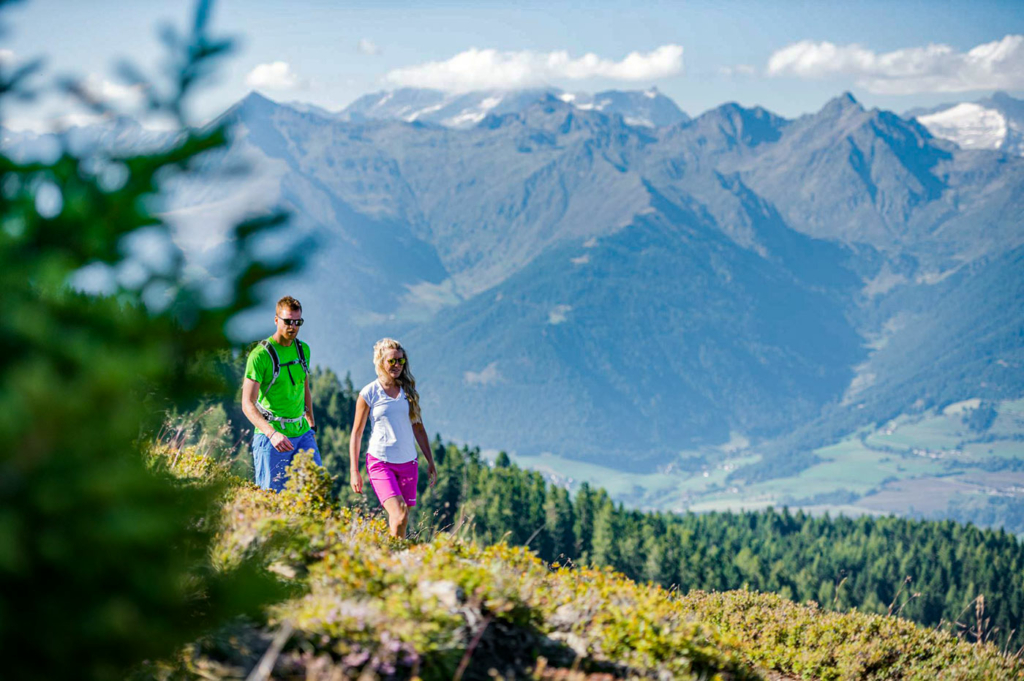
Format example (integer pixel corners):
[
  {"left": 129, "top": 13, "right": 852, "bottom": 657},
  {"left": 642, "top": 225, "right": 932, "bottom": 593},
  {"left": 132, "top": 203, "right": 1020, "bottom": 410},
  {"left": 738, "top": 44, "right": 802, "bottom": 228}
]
[
  {"left": 962, "top": 441, "right": 1024, "bottom": 460},
  {"left": 866, "top": 416, "right": 966, "bottom": 452},
  {"left": 775, "top": 439, "right": 943, "bottom": 492},
  {"left": 678, "top": 590, "right": 1024, "bottom": 681},
  {"left": 169, "top": 448, "right": 763, "bottom": 680},
  {"left": 146, "top": 443, "right": 1024, "bottom": 680},
  {"left": 688, "top": 439, "right": 945, "bottom": 513}
]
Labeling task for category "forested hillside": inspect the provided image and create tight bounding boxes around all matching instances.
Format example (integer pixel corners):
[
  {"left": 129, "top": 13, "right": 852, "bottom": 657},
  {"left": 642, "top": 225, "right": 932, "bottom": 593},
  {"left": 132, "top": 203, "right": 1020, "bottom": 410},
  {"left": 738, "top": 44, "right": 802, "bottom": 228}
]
[{"left": 181, "top": 362, "right": 1024, "bottom": 650}]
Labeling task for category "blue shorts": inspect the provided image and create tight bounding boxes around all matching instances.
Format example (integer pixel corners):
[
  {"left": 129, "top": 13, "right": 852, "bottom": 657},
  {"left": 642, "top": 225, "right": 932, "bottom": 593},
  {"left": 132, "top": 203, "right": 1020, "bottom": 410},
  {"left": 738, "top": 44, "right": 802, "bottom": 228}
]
[{"left": 252, "top": 429, "right": 322, "bottom": 492}]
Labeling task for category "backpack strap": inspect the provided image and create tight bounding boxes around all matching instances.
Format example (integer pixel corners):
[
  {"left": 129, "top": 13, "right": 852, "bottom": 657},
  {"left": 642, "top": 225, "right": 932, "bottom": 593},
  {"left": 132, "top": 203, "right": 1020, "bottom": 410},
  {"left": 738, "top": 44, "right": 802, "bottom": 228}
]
[
  {"left": 258, "top": 339, "right": 280, "bottom": 389},
  {"left": 255, "top": 402, "right": 305, "bottom": 424},
  {"left": 295, "top": 341, "right": 309, "bottom": 378}
]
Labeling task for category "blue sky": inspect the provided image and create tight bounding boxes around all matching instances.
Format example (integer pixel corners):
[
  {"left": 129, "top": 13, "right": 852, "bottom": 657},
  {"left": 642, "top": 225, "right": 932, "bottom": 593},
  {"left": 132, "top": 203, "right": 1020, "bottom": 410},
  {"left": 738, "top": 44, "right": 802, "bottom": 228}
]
[{"left": 3, "top": 0, "right": 1023, "bottom": 129}]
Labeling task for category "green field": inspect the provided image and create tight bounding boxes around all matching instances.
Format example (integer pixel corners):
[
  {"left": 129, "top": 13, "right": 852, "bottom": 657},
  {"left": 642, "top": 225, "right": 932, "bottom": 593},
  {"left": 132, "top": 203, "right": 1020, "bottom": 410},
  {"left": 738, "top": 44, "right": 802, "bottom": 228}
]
[
  {"left": 493, "top": 448, "right": 761, "bottom": 510},
  {"left": 500, "top": 397, "right": 1024, "bottom": 526}
]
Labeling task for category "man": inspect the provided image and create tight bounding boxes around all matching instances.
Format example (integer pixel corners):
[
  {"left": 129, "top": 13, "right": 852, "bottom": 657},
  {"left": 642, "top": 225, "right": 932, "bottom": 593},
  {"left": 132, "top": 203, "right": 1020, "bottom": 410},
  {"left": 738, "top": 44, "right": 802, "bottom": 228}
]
[{"left": 241, "top": 296, "right": 321, "bottom": 491}]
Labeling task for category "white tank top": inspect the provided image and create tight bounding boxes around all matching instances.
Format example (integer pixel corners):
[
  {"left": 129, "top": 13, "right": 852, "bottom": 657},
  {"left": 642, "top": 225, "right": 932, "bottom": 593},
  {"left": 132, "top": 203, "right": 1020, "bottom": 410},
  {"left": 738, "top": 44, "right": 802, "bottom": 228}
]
[{"left": 359, "top": 380, "right": 418, "bottom": 464}]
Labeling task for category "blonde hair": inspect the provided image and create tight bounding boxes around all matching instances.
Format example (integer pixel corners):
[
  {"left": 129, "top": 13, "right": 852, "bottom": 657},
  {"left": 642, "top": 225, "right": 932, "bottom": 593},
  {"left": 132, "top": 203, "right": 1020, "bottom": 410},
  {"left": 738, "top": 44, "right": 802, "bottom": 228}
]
[
  {"left": 276, "top": 295, "right": 302, "bottom": 314},
  {"left": 373, "top": 338, "right": 422, "bottom": 424}
]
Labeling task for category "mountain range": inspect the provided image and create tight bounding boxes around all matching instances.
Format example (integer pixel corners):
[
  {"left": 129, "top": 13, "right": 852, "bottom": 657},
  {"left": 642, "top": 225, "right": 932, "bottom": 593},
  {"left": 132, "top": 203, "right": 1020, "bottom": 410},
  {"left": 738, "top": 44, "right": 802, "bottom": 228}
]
[
  {"left": 6, "top": 87, "right": 1022, "bottom": 476},
  {"left": 335, "top": 86, "right": 689, "bottom": 129}
]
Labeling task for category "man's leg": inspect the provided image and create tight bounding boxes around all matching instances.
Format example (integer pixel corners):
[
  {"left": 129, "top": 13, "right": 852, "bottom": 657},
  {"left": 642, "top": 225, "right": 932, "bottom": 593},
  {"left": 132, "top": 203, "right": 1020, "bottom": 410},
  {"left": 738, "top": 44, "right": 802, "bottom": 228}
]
[
  {"left": 266, "top": 445, "right": 295, "bottom": 492},
  {"left": 292, "top": 429, "right": 322, "bottom": 466},
  {"left": 252, "top": 432, "right": 274, "bottom": 490},
  {"left": 382, "top": 495, "right": 409, "bottom": 539}
]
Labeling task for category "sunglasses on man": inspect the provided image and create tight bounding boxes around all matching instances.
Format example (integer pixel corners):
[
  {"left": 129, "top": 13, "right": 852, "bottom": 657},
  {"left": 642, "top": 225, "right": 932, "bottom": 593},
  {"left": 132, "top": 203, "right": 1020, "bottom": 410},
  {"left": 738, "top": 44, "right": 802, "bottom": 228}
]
[
  {"left": 386, "top": 357, "right": 406, "bottom": 366},
  {"left": 278, "top": 317, "right": 304, "bottom": 327}
]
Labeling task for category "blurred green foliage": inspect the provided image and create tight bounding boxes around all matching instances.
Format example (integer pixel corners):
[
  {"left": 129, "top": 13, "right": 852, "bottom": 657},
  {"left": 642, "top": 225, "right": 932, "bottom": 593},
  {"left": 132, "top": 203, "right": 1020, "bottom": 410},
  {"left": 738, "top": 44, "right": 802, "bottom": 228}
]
[{"left": 0, "top": 1, "right": 298, "bottom": 678}]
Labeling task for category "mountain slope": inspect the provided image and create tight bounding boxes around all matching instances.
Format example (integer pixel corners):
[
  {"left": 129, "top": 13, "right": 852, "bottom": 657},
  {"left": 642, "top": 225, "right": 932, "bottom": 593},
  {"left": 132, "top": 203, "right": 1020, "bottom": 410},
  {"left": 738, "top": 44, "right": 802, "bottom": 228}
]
[
  {"left": 409, "top": 186, "right": 864, "bottom": 466},
  {"left": 721, "top": 94, "right": 954, "bottom": 252}
]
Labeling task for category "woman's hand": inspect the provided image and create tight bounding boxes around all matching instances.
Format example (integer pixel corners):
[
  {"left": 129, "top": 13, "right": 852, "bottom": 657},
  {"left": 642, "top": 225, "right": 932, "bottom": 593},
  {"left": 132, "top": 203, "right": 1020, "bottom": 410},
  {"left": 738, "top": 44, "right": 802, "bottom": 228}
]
[
  {"left": 350, "top": 467, "right": 363, "bottom": 494},
  {"left": 427, "top": 462, "right": 437, "bottom": 487}
]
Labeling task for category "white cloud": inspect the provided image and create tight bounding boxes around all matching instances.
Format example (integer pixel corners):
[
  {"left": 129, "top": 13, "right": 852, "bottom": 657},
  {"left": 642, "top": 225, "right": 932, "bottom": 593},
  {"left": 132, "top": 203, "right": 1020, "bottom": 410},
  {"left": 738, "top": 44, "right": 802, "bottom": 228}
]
[
  {"left": 0, "top": 49, "right": 15, "bottom": 64},
  {"left": 548, "top": 304, "right": 572, "bottom": 325},
  {"left": 570, "top": 254, "right": 590, "bottom": 265},
  {"left": 82, "top": 74, "right": 145, "bottom": 105},
  {"left": 59, "top": 112, "right": 109, "bottom": 128},
  {"left": 385, "top": 44, "right": 684, "bottom": 92},
  {"left": 1, "top": 111, "right": 113, "bottom": 133},
  {"left": 245, "top": 61, "right": 308, "bottom": 91},
  {"left": 464, "top": 362, "right": 502, "bottom": 386},
  {"left": 767, "top": 34, "right": 1024, "bottom": 94},
  {"left": 357, "top": 39, "right": 381, "bottom": 56}
]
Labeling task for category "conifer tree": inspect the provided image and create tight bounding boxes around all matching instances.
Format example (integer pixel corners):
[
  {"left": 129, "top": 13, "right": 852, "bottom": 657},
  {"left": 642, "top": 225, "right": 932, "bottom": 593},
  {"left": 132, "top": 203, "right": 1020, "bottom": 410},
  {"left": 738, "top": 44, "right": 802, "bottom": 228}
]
[
  {"left": 544, "top": 485, "right": 576, "bottom": 563},
  {"left": 590, "top": 497, "right": 621, "bottom": 571},
  {"left": 573, "top": 482, "right": 596, "bottom": 562}
]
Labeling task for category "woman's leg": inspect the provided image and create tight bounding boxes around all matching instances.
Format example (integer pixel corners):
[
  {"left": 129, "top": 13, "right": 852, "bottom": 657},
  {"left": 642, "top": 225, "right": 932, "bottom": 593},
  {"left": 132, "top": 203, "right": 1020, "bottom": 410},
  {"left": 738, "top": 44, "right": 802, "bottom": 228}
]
[
  {"left": 399, "top": 506, "right": 410, "bottom": 537},
  {"left": 382, "top": 495, "right": 409, "bottom": 538}
]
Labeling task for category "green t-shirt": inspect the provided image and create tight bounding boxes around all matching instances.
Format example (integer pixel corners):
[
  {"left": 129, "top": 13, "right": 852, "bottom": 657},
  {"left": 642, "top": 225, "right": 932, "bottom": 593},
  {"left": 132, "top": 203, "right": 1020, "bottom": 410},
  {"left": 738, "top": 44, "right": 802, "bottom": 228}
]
[{"left": 244, "top": 337, "right": 311, "bottom": 438}]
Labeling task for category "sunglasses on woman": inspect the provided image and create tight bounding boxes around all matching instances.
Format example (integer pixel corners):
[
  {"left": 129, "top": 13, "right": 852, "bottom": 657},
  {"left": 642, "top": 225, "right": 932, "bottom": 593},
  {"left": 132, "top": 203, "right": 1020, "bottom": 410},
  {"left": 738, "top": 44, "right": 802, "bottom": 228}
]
[{"left": 386, "top": 357, "right": 406, "bottom": 366}]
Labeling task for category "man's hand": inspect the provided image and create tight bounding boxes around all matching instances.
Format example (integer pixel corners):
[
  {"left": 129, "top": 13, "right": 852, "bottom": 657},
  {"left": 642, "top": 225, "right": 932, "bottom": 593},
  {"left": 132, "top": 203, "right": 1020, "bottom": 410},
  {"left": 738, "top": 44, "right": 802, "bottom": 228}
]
[
  {"left": 270, "top": 431, "right": 294, "bottom": 453},
  {"left": 351, "top": 467, "right": 363, "bottom": 494},
  {"left": 427, "top": 462, "right": 438, "bottom": 487}
]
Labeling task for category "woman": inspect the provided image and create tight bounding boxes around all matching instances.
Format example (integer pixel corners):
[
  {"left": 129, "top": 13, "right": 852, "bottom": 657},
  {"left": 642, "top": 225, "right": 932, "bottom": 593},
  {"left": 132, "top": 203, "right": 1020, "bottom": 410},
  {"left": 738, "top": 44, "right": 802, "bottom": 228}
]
[{"left": 350, "top": 338, "right": 438, "bottom": 538}]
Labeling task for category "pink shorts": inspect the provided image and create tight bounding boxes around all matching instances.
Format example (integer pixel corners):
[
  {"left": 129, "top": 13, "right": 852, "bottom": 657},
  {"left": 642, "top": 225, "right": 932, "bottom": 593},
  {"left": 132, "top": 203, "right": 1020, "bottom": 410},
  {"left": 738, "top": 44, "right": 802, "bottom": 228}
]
[{"left": 366, "top": 454, "right": 418, "bottom": 507}]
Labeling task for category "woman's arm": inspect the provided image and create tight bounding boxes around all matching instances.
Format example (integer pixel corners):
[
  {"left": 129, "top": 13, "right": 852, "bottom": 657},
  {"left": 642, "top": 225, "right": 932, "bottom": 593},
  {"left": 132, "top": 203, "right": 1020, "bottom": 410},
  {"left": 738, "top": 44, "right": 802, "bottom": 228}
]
[
  {"left": 412, "top": 422, "right": 437, "bottom": 487},
  {"left": 349, "top": 396, "right": 370, "bottom": 493}
]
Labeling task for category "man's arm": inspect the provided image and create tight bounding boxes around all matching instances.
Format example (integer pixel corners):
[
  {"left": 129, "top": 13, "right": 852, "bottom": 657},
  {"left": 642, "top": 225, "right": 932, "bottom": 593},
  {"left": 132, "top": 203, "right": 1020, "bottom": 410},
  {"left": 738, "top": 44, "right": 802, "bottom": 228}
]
[
  {"left": 304, "top": 375, "right": 315, "bottom": 430},
  {"left": 241, "top": 378, "right": 293, "bottom": 452}
]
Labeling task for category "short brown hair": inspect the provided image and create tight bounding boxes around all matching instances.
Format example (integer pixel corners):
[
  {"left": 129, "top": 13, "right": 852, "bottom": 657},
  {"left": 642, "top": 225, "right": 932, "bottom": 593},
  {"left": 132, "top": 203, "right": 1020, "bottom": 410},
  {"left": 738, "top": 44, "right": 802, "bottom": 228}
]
[{"left": 276, "top": 296, "right": 302, "bottom": 315}]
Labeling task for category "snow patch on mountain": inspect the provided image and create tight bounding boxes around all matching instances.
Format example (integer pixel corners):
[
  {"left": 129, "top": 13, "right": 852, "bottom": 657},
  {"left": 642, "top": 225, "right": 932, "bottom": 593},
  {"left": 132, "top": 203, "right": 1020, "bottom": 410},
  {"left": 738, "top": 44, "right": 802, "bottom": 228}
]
[
  {"left": 912, "top": 92, "right": 1024, "bottom": 155},
  {"left": 442, "top": 95, "right": 503, "bottom": 126},
  {"left": 406, "top": 102, "right": 445, "bottom": 121},
  {"left": 918, "top": 103, "right": 1007, "bottom": 150}
]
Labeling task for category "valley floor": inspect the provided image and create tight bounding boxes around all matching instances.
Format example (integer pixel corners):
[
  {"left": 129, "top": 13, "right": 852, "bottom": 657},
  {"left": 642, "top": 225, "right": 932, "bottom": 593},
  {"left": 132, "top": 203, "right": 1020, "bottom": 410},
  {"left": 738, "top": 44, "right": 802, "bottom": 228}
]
[{"left": 501, "top": 398, "right": 1024, "bottom": 536}]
